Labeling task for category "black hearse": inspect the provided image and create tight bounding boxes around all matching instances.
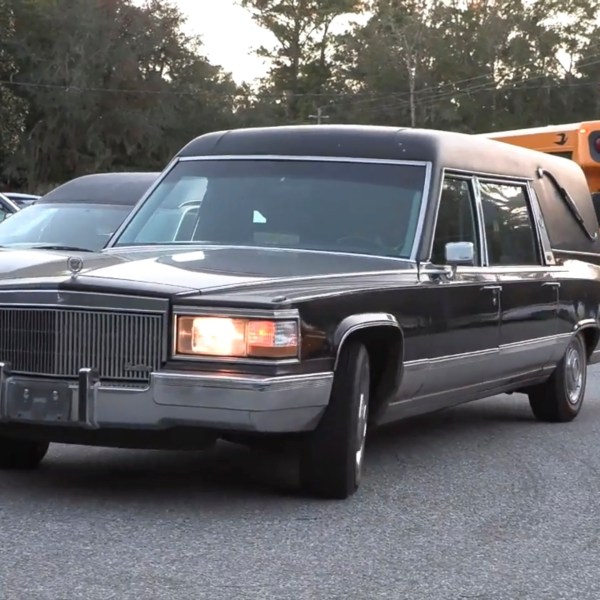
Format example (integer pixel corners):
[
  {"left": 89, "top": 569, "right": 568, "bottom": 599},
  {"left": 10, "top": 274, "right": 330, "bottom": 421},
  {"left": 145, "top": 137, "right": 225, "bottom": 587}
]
[{"left": 0, "top": 125, "right": 599, "bottom": 499}]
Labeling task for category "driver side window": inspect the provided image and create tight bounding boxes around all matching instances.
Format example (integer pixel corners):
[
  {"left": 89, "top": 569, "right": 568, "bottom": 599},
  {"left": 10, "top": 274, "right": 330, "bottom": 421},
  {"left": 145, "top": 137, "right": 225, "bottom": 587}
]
[{"left": 431, "top": 177, "right": 479, "bottom": 265}]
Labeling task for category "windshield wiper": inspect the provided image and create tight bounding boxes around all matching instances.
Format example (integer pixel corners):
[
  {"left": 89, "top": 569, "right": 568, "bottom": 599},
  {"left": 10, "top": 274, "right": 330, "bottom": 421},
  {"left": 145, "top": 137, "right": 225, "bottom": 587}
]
[{"left": 27, "top": 245, "right": 94, "bottom": 252}]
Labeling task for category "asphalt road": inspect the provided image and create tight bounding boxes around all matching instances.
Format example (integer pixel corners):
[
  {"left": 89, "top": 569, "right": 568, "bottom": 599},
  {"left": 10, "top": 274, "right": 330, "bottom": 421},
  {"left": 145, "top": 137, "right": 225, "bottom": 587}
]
[{"left": 3, "top": 369, "right": 600, "bottom": 600}]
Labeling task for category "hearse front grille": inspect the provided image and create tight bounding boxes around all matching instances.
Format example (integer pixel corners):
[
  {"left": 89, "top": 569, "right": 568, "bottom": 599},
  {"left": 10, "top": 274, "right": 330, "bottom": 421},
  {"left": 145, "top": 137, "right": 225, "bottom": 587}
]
[{"left": 0, "top": 307, "right": 165, "bottom": 382}]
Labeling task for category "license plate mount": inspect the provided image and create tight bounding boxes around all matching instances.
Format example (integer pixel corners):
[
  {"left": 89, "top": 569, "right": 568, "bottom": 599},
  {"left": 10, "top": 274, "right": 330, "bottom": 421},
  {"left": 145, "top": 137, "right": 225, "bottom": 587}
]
[{"left": 5, "top": 380, "right": 73, "bottom": 424}]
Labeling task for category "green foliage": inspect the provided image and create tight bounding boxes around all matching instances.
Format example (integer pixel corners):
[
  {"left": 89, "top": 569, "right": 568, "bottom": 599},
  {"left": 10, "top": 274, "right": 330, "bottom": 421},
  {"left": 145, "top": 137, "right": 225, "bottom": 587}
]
[
  {"left": 241, "top": 0, "right": 365, "bottom": 121},
  {"left": 243, "top": 0, "right": 600, "bottom": 131},
  {"left": 2, "top": 0, "right": 237, "bottom": 189},
  {"left": 0, "top": 0, "right": 26, "bottom": 165},
  {"left": 3, "top": 0, "right": 600, "bottom": 191}
]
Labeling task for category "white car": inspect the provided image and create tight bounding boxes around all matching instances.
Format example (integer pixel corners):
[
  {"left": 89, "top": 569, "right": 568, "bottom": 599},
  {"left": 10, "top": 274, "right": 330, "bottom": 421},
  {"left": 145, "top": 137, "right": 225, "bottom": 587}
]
[{"left": 1, "top": 192, "right": 40, "bottom": 208}]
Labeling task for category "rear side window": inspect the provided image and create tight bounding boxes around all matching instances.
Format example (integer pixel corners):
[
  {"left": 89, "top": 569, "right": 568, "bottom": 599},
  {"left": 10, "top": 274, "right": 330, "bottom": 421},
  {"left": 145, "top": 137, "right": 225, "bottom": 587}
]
[{"left": 478, "top": 181, "right": 539, "bottom": 266}]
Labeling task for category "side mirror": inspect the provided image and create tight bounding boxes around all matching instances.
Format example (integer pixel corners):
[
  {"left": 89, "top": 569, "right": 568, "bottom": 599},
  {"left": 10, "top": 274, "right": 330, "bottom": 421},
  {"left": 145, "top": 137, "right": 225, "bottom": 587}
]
[{"left": 444, "top": 241, "right": 475, "bottom": 267}]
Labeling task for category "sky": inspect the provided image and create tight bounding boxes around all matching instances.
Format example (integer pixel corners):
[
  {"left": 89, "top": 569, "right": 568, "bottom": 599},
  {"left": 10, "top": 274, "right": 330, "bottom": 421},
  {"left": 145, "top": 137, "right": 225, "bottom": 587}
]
[
  {"left": 156, "top": 0, "right": 369, "bottom": 84},
  {"left": 169, "top": 0, "right": 274, "bottom": 83}
]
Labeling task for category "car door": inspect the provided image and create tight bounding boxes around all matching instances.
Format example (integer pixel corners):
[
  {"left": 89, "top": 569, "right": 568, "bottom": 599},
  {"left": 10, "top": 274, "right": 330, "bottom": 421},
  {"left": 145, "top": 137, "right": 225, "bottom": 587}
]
[
  {"left": 418, "top": 174, "right": 501, "bottom": 399},
  {"left": 476, "top": 178, "right": 560, "bottom": 378}
]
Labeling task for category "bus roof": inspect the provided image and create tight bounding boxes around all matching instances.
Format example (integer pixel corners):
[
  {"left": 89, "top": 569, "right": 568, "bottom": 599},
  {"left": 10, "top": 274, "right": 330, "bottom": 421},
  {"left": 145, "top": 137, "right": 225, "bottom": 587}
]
[{"left": 480, "top": 121, "right": 600, "bottom": 138}]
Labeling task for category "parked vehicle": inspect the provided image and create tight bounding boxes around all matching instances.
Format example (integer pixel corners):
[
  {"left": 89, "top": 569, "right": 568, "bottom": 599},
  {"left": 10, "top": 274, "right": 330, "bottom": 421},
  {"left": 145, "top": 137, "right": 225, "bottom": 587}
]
[
  {"left": 0, "top": 172, "right": 158, "bottom": 252},
  {"left": 2, "top": 192, "right": 41, "bottom": 208},
  {"left": 0, "top": 125, "right": 599, "bottom": 499},
  {"left": 0, "top": 193, "right": 20, "bottom": 221}
]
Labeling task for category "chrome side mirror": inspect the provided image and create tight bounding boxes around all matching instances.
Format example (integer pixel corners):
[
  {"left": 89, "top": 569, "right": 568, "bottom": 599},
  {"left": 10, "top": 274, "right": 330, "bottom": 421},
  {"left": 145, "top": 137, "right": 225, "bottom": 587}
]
[{"left": 444, "top": 241, "right": 475, "bottom": 267}]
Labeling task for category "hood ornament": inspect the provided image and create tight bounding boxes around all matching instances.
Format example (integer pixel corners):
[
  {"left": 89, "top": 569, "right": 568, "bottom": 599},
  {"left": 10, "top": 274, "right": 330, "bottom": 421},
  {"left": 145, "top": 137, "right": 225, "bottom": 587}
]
[{"left": 67, "top": 256, "right": 84, "bottom": 278}]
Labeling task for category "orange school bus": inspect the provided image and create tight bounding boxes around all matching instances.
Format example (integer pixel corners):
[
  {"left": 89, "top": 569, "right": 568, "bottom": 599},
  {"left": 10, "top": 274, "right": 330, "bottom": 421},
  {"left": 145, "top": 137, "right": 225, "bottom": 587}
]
[{"left": 480, "top": 121, "right": 600, "bottom": 197}]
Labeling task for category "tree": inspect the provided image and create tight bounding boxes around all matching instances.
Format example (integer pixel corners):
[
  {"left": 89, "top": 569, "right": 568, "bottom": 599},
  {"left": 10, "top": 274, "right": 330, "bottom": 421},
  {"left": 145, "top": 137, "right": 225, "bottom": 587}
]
[
  {"left": 330, "top": 0, "right": 600, "bottom": 132},
  {"left": 240, "top": 0, "right": 365, "bottom": 122},
  {"left": 4, "top": 0, "right": 238, "bottom": 189},
  {"left": 0, "top": 0, "right": 26, "bottom": 174}
]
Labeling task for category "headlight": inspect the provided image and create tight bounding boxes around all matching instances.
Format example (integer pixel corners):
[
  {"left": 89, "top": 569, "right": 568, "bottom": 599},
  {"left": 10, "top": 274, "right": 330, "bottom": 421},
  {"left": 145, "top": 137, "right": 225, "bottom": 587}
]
[{"left": 175, "top": 316, "right": 299, "bottom": 359}]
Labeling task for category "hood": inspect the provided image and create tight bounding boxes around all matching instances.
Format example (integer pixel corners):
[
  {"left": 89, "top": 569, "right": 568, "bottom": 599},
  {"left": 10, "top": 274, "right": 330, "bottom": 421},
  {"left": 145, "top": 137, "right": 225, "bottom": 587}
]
[{"left": 0, "top": 245, "right": 414, "bottom": 297}]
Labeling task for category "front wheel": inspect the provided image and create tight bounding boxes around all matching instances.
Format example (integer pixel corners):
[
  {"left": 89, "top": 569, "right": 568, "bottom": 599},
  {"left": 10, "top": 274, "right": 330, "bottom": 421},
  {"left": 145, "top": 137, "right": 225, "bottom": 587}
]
[
  {"left": 0, "top": 436, "right": 49, "bottom": 470},
  {"left": 528, "top": 333, "right": 587, "bottom": 423},
  {"left": 299, "top": 341, "right": 370, "bottom": 499}
]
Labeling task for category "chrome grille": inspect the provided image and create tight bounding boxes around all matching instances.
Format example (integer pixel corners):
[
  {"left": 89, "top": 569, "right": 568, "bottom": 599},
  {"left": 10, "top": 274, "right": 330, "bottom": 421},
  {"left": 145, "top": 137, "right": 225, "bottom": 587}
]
[{"left": 0, "top": 307, "right": 165, "bottom": 382}]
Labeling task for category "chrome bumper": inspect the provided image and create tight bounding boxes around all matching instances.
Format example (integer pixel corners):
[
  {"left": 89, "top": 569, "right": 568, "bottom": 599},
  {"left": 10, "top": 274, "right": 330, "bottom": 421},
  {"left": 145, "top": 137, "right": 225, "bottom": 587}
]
[{"left": 0, "top": 363, "right": 333, "bottom": 433}]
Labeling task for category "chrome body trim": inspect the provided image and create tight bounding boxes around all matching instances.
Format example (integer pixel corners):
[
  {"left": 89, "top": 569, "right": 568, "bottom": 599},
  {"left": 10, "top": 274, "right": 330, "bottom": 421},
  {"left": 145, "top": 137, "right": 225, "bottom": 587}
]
[
  {"left": 0, "top": 289, "right": 169, "bottom": 313},
  {"left": 400, "top": 333, "right": 571, "bottom": 369},
  {"left": 0, "top": 193, "right": 20, "bottom": 214},
  {"left": 474, "top": 175, "right": 543, "bottom": 267},
  {"left": 419, "top": 265, "right": 568, "bottom": 277},
  {"left": 527, "top": 184, "right": 556, "bottom": 265},
  {"left": 381, "top": 367, "right": 553, "bottom": 425},
  {"left": 410, "top": 161, "right": 433, "bottom": 261},
  {"left": 0, "top": 291, "right": 170, "bottom": 383},
  {"left": 380, "top": 333, "right": 573, "bottom": 421},
  {"left": 472, "top": 174, "right": 489, "bottom": 266},
  {"left": 573, "top": 318, "right": 599, "bottom": 332},
  {"left": 553, "top": 248, "right": 600, "bottom": 259},
  {"left": 108, "top": 243, "right": 417, "bottom": 265},
  {"left": 0, "top": 366, "right": 334, "bottom": 434},
  {"left": 442, "top": 167, "right": 535, "bottom": 182},
  {"left": 426, "top": 171, "right": 523, "bottom": 267},
  {"left": 333, "top": 313, "right": 402, "bottom": 370},
  {"left": 177, "top": 154, "right": 430, "bottom": 167},
  {"left": 426, "top": 169, "right": 552, "bottom": 269},
  {"left": 172, "top": 306, "right": 300, "bottom": 320},
  {"left": 109, "top": 153, "right": 432, "bottom": 264}
]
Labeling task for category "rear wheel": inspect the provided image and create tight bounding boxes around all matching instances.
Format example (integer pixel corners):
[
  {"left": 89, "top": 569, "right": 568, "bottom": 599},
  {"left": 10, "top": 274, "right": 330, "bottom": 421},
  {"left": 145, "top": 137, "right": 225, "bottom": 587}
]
[
  {"left": 528, "top": 333, "right": 587, "bottom": 422},
  {"left": 300, "top": 341, "right": 370, "bottom": 499},
  {"left": 0, "top": 436, "right": 49, "bottom": 470}
]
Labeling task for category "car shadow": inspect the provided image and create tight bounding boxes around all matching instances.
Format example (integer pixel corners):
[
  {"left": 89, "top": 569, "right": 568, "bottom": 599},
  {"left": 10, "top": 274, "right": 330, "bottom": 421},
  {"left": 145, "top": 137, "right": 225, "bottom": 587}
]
[{"left": 0, "top": 393, "right": 587, "bottom": 505}]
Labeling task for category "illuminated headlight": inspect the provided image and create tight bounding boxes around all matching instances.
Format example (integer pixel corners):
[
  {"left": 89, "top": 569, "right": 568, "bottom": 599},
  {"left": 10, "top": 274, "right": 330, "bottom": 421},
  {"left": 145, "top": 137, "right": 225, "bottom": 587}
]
[{"left": 175, "top": 316, "right": 299, "bottom": 359}]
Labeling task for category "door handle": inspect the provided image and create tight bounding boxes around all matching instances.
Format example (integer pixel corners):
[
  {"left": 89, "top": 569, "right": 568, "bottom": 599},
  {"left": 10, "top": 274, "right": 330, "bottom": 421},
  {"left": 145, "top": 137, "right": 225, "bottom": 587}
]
[
  {"left": 481, "top": 284, "right": 501, "bottom": 307},
  {"left": 480, "top": 285, "right": 502, "bottom": 292},
  {"left": 542, "top": 281, "right": 561, "bottom": 288}
]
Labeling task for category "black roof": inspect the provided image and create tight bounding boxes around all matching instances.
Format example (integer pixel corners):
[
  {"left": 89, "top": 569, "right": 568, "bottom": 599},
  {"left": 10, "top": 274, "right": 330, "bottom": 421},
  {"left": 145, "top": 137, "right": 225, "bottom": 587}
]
[
  {"left": 40, "top": 172, "right": 159, "bottom": 206},
  {"left": 177, "top": 124, "right": 600, "bottom": 260},
  {"left": 177, "top": 124, "right": 574, "bottom": 177}
]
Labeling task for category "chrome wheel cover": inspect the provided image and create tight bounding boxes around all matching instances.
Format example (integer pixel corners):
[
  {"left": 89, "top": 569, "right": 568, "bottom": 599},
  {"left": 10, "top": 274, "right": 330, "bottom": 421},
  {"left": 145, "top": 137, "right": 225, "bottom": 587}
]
[
  {"left": 355, "top": 391, "right": 368, "bottom": 483},
  {"left": 565, "top": 343, "right": 584, "bottom": 405}
]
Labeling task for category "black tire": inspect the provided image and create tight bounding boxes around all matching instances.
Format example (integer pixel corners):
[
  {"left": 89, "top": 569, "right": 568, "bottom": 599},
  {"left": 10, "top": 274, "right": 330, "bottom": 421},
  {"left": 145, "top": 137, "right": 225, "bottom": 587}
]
[
  {"left": 300, "top": 341, "right": 370, "bottom": 499},
  {"left": 528, "top": 333, "right": 587, "bottom": 423},
  {"left": 0, "top": 436, "right": 49, "bottom": 470}
]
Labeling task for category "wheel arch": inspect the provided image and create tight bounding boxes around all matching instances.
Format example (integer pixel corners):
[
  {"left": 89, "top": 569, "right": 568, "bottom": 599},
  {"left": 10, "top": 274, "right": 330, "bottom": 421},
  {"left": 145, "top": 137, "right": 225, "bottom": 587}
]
[
  {"left": 573, "top": 320, "right": 600, "bottom": 360},
  {"left": 333, "top": 313, "right": 404, "bottom": 423}
]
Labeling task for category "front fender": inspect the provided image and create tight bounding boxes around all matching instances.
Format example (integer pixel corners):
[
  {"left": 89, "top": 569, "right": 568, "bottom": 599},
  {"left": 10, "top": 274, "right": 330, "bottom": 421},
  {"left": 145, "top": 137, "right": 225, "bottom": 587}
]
[{"left": 333, "top": 313, "right": 403, "bottom": 369}]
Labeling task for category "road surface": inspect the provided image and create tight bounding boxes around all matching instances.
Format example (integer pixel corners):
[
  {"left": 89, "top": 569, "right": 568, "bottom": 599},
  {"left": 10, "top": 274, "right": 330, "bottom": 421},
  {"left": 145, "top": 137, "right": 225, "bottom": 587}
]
[{"left": 2, "top": 368, "right": 600, "bottom": 599}]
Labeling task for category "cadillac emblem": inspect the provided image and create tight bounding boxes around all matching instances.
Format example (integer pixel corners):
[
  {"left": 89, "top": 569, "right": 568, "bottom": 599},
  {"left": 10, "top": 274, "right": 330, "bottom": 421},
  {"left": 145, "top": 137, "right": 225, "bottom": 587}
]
[{"left": 67, "top": 256, "right": 84, "bottom": 277}]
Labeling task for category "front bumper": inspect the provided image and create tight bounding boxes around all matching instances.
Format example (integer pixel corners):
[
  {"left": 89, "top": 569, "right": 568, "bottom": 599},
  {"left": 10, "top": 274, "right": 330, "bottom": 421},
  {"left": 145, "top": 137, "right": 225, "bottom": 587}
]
[{"left": 0, "top": 363, "right": 333, "bottom": 434}]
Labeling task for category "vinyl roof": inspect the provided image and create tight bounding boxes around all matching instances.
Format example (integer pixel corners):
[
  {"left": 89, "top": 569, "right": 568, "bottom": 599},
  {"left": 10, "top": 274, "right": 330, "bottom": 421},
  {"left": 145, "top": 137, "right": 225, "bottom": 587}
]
[{"left": 40, "top": 172, "right": 159, "bottom": 206}]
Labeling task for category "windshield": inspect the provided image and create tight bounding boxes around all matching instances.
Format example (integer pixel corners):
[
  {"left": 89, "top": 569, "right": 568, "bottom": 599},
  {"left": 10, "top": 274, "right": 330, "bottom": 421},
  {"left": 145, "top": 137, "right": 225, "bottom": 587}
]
[
  {"left": 0, "top": 202, "right": 132, "bottom": 251},
  {"left": 113, "top": 159, "right": 427, "bottom": 258}
]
